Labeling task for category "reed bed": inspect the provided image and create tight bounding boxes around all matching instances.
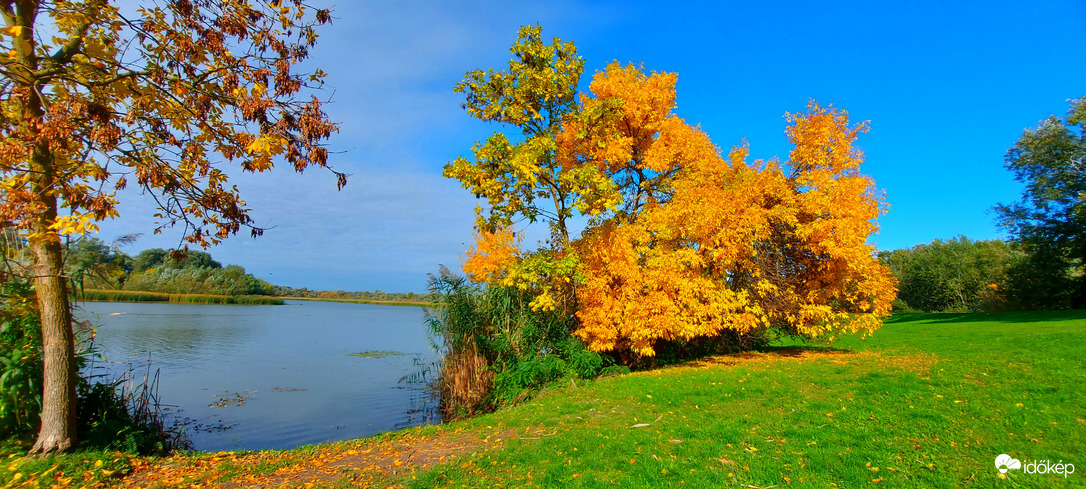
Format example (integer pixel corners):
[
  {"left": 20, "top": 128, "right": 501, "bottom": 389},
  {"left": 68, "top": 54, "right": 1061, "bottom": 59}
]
[{"left": 79, "top": 289, "right": 283, "bottom": 305}]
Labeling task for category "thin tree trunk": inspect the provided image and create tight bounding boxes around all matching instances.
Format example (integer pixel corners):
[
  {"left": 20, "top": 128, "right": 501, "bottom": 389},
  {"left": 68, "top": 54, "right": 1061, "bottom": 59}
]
[{"left": 28, "top": 230, "right": 77, "bottom": 454}]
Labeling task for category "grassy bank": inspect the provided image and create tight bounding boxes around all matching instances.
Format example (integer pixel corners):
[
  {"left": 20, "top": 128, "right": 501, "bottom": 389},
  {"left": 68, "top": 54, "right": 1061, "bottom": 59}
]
[
  {"left": 78, "top": 289, "right": 284, "bottom": 305},
  {"left": 280, "top": 296, "right": 436, "bottom": 308},
  {"left": 3, "top": 311, "right": 1083, "bottom": 487}
]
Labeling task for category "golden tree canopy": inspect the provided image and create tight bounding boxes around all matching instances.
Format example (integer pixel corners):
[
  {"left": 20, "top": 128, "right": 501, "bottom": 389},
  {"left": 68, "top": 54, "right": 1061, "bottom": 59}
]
[{"left": 450, "top": 35, "right": 896, "bottom": 360}]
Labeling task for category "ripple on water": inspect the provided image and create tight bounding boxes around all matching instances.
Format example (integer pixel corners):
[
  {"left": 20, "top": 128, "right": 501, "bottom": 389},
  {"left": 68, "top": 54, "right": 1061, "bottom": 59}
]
[{"left": 78, "top": 300, "right": 441, "bottom": 451}]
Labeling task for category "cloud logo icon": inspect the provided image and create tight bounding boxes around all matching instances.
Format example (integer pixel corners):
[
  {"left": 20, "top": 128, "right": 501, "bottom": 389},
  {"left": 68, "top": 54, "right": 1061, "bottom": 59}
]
[{"left": 995, "top": 454, "right": 1022, "bottom": 473}]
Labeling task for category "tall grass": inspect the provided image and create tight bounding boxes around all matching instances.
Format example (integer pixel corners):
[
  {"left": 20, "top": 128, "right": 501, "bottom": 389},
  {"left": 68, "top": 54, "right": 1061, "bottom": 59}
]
[
  {"left": 425, "top": 268, "right": 615, "bottom": 418},
  {"left": 78, "top": 349, "right": 190, "bottom": 454},
  {"left": 79, "top": 289, "right": 283, "bottom": 305}
]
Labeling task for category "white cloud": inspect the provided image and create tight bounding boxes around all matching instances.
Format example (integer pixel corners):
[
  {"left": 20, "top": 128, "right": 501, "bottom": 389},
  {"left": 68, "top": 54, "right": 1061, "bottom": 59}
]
[{"left": 91, "top": 0, "right": 590, "bottom": 292}]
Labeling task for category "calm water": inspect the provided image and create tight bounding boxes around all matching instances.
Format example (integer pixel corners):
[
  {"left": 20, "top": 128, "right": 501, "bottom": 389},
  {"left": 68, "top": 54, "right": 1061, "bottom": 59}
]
[{"left": 76, "top": 300, "right": 441, "bottom": 452}]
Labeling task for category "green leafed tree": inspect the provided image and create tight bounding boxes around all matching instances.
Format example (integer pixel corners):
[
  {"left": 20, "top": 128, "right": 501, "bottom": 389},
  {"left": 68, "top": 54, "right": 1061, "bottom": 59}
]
[
  {"left": 443, "top": 25, "right": 592, "bottom": 244},
  {"left": 995, "top": 97, "right": 1086, "bottom": 309},
  {"left": 0, "top": 0, "right": 341, "bottom": 453}
]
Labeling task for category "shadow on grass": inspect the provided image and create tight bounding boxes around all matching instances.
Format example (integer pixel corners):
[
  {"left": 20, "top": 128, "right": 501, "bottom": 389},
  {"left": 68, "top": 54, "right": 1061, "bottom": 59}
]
[
  {"left": 679, "top": 345, "right": 855, "bottom": 369},
  {"left": 886, "top": 309, "right": 1086, "bottom": 325},
  {"left": 759, "top": 345, "right": 853, "bottom": 356}
]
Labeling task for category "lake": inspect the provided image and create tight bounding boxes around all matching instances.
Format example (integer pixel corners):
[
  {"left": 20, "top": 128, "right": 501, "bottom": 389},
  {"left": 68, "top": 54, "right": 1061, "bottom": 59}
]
[{"left": 76, "top": 300, "right": 442, "bottom": 452}]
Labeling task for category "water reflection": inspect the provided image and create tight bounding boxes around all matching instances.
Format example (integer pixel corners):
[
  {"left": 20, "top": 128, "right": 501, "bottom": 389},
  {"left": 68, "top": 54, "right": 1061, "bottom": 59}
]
[{"left": 78, "top": 300, "right": 441, "bottom": 452}]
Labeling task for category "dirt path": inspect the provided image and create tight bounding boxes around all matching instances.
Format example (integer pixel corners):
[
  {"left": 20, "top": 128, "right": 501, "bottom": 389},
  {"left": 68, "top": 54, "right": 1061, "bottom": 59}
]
[{"left": 119, "top": 427, "right": 494, "bottom": 488}]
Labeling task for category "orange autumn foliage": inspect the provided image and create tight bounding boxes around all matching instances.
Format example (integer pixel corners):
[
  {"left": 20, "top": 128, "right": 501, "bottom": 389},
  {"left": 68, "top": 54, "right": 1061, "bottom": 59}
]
[
  {"left": 557, "top": 63, "right": 689, "bottom": 219},
  {"left": 462, "top": 226, "right": 521, "bottom": 283},
  {"left": 566, "top": 65, "right": 895, "bottom": 357},
  {"left": 452, "top": 57, "right": 895, "bottom": 360}
]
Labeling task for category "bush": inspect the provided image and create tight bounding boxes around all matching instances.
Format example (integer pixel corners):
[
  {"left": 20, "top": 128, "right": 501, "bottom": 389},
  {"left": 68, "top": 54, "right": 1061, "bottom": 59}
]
[
  {"left": 0, "top": 279, "right": 43, "bottom": 437},
  {"left": 426, "top": 268, "right": 610, "bottom": 418}
]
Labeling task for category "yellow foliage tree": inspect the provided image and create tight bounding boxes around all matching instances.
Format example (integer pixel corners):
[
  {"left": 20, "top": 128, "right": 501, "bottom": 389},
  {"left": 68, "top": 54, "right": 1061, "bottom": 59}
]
[
  {"left": 448, "top": 26, "right": 598, "bottom": 313},
  {"left": 449, "top": 30, "right": 895, "bottom": 362},
  {"left": 462, "top": 227, "right": 520, "bottom": 283},
  {"left": 569, "top": 67, "right": 896, "bottom": 357}
]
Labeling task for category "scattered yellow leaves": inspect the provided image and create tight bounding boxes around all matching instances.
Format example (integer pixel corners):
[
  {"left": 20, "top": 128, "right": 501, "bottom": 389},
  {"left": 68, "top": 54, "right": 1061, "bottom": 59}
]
[{"left": 47, "top": 214, "right": 99, "bottom": 237}]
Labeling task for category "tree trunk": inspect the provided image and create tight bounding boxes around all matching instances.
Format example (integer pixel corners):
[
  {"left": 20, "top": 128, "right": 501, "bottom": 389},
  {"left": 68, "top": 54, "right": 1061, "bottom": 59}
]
[
  {"left": 27, "top": 135, "right": 78, "bottom": 455},
  {"left": 28, "top": 231, "right": 77, "bottom": 455}
]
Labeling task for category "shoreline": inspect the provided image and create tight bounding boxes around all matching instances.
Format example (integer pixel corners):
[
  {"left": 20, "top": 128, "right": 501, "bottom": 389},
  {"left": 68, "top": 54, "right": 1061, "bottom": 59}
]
[
  {"left": 280, "top": 296, "right": 437, "bottom": 308},
  {"left": 76, "top": 289, "right": 438, "bottom": 308},
  {"left": 77, "top": 289, "right": 284, "bottom": 305},
  {"left": 2, "top": 310, "right": 1084, "bottom": 487}
]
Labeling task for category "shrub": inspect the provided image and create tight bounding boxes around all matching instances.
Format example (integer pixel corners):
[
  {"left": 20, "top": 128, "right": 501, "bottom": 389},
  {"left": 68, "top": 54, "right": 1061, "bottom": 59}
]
[
  {"left": 426, "top": 268, "right": 609, "bottom": 418},
  {"left": 0, "top": 279, "right": 43, "bottom": 437}
]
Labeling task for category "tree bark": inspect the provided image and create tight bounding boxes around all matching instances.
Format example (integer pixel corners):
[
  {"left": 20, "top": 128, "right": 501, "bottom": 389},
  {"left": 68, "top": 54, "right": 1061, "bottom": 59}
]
[
  {"left": 27, "top": 166, "right": 78, "bottom": 454},
  {"left": 28, "top": 227, "right": 78, "bottom": 455}
]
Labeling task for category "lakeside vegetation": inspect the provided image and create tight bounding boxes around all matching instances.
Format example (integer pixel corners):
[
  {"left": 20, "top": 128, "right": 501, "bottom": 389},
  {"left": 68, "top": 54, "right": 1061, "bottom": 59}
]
[
  {"left": 273, "top": 286, "right": 437, "bottom": 304},
  {"left": 3, "top": 310, "right": 1080, "bottom": 487},
  {"left": 70, "top": 241, "right": 278, "bottom": 298},
  {"left": 0, "top": 279, "right": 184, "bottom": 474},
  {"left": 77, "top": 289, "right": 283, "bottom": 306},
  {"left": 281, "top": 296, "right": 435, "bottom": 307}
]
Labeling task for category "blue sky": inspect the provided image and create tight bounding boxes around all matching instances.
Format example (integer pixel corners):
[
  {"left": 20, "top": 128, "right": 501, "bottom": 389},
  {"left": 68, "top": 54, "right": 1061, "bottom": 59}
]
[{"left": 93, "top": 0, "right": 1086, "bottom": 293}]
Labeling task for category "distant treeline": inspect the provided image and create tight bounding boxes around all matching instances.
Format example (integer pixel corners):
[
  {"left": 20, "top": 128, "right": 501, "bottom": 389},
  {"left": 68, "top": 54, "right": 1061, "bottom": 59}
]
[
  {"left": 71, "top": 238, "right": 277, "bottom": 297},
  {"left": 272, "top": 285, "right": 437, "bottom": 303},
  {"left": 68, "top": 237, "right": 431, "bottom": 303},
  {"left": 79, "top": 289, "right": 283, "bottom": 305},
  {"left": 879, "top": 234, "right": 1080, "bottom": 313},
  {"left": 879, "top": 236, "right": 1015, "bottom": 313}
]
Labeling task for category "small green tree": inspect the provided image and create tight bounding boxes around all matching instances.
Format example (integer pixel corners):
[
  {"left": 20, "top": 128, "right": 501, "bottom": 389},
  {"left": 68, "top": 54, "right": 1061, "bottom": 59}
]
[
  {"left": 443, "top": 24, "right": 587, "bottom": 244},
  {"left": 131, "top": 249, "right": 168, "bottom": 273}
]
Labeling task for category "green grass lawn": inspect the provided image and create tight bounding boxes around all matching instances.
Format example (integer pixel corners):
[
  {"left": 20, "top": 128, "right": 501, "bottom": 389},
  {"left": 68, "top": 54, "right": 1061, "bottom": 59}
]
[
  {"left": 410, "top": 310, "right": 1085, "bottom": 488},
  {"left": 3, "top": 311, "right": 1082, "bottom": 487}
]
